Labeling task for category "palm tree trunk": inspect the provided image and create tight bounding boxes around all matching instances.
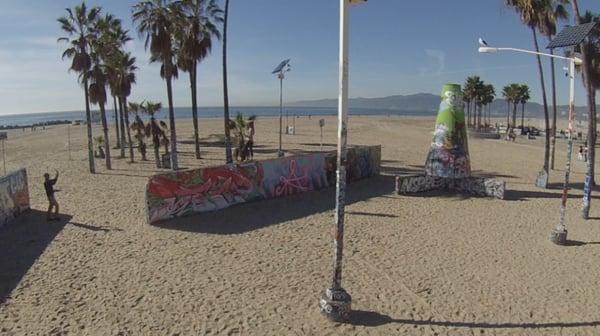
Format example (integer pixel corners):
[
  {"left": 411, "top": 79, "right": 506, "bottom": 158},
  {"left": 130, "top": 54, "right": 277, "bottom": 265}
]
[
  {"left": 151, "top": 117, "right": 160, "bottom": 168},
  {"left": 473, "top": 103, "right": 477, "bottom": 129},
  {"left": 532, "top": 28, "right": 551, "bottom": 176},
  {"left": 467, "top": 101, "right": 471, "bottom": 126},
  {"left": 506, "top": 100, "right": 510, "bottom": 127},
  {"left": 512, "top": 103, "right": 517, "bottom": 128},
  {"left": 166, "top": 76, "right": 178, "bottom": 170},
  {"left": 521, "top": 103, "right": 525, "bottom": 129},
  {"left": 123, "top": 97, "right": 134, "bottom": 163},
  {"left": 83, "top": 77, "right": 95, "bottom": 174},
  {"left": 190, "top": 62, "right": 201, "bottom": 159},
  {"left": 550, "top": 48, "right": 558, "bottom": 170},
  {"left": 113, "top": 95, "right": 120, "bottom": 149},
  {"left": 99, "top": 103, "right": 112, "bottom": 170},
  {"left": 222, "top": 0, "right": 233, "bottom": 164},
  {"left": 118, "top": 98, "right": 126, "bottom": 158}
]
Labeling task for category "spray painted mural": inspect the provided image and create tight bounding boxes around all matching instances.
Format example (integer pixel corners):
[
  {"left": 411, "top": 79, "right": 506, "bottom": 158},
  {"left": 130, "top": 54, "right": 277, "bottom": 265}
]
[
  {"left": 0, "top": 169, "right": 30, "bottom": 228},
  {"left": 146, "top": 146, "right": 381, "bottom": 224},
  {"left": 395, "top": 83, "right": 505, "bottom": 200}
]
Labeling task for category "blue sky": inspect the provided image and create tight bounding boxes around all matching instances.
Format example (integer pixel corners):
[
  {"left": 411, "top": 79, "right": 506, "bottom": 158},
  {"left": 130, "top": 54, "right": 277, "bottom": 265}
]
[{"left": 1, "top": 0, "right": 600, "bottom": 115}]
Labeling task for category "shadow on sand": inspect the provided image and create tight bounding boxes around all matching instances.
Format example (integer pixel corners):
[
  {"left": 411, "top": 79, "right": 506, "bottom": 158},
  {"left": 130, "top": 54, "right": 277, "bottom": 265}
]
[
  {"left": 155, "top": 175, "right": 396, "bottom": 234},
  {"left": 348, "top": 310, "right": 600, "bottom": 330},
  {"left": 0, "top": 210, "right": 72, "bottom": 304}
]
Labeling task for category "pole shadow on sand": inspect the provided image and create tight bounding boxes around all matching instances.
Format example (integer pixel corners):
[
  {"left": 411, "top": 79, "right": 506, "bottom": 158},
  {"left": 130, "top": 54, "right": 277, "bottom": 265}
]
[
  {"left": 348, "top": 310, "right": 600, "bottom": 330},
  {"left": 154, "top": 174, "right": 396, "bottom": 234},
  {"left": 0, "top": 210, "right": 72, "bottom": 304}
]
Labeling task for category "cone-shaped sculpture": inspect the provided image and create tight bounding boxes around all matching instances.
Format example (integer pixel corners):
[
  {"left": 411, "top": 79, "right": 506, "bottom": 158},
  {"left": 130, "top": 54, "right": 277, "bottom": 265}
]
[
  {"left": 425, "top": 84, "right": 471, "bottom": 178},
  {"left": 395, "top": 83, "right": 505, "bottom": 199}
]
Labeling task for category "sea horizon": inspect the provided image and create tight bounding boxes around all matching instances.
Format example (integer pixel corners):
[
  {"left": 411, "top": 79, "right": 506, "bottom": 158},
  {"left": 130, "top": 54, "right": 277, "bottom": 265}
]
[{"left": 0, "top": 106, "right": 436, "bottom": 127}]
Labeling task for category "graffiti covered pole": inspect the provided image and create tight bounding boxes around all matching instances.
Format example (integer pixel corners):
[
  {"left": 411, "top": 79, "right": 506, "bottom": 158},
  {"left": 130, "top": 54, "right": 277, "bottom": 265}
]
[
  {"left": 279, "top": 74, "right": 284, "bottom": 156},
  {"left": 551, "top": 58, "right": 577, "bottom": 245},
  {"left": 320, "top": 0, "right": 365, "bottom": 323}
]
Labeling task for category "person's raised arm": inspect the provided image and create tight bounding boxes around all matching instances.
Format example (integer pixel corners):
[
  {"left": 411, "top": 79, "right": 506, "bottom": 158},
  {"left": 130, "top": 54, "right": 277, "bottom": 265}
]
[{"left": 54, "top": 169, "right": 59, "bottom": 181}]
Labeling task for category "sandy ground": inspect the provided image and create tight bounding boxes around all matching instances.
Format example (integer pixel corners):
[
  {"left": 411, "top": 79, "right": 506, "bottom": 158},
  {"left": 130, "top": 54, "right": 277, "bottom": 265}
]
[{"left": 1, "top": 115, "right": 600, "bottom": 336}]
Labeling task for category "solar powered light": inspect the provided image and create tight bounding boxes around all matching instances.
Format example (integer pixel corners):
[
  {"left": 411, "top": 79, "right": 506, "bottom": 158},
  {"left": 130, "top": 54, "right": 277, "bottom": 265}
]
[
  {"left": 272, "top": 59, "right": 291, "bottom": 157},
  {"left": 477, "top": 22, "right": 597, "bottom": 245}
]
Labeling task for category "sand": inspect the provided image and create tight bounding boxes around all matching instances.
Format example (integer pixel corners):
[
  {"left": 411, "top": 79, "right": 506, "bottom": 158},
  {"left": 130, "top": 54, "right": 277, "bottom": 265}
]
[{"left": 1, "top": 115, "right": 600, "bottom": 336}]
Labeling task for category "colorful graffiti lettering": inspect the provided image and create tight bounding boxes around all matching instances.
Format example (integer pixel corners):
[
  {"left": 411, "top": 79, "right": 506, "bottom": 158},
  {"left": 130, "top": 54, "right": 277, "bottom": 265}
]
[
  {"left": 0, "top": 169, "right": 30, "bottom": 228},
  {"left": 146, "top": 146, "right": 381, "bottom": 224}
]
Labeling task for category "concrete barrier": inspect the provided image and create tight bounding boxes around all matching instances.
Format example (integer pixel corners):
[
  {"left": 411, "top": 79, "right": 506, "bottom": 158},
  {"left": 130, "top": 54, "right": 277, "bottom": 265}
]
[
  {"left": 0, "top": 169, "right": 30, "bottom": 228},
  {"left": 145, "top": 145, "right": 381, "bottom": 224}
]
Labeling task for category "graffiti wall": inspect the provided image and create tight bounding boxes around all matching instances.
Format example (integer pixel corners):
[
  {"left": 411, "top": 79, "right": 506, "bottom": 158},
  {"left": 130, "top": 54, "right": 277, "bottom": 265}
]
[
  {"left": 0, "top": 169, "right": 30, "bottom": 228},
  {"left": 146, "top": 146, "right": 381, "bottom": 224},
  {"left": 395, "top": 175, "right": 505, "bottom": 199}
]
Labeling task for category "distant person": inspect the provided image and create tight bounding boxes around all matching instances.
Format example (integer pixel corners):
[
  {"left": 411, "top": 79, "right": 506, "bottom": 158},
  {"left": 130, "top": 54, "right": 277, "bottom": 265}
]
[
  {"left": 44, "top": 170, "right": 60, "bottom": 221},
  {"left": 246, "top": 120, "right": 255, "bottom": 160},
  {"left": 579, "top": 146, "right": 585, "bottom": 161}
]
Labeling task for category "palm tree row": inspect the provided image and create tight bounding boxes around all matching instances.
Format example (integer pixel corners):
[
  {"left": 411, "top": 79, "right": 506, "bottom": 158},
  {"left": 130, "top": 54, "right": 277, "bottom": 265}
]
[
  {"left": 463, "top": 76, "right": 496, "bottom": 129},
  {"left": 59, "top": 4, "right": 139, "bottom": 171},
  {"left": 502, "top": 84, "right": 531, "bottom": 129}
]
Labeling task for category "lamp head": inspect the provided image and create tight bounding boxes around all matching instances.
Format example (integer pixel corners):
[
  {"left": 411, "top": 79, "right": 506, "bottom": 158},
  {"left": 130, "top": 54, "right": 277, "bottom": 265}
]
[
  {"left": 349, "top": 0, "right": 367, "bottom": 5},
  {"left": 478, "top": 47, "right": 499, "bottom": 53}
]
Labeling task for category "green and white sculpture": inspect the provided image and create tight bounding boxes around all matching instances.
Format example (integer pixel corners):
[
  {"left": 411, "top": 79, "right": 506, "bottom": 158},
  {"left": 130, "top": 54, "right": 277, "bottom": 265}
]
[{"left": 396, "top": 83, "right": 505, "bottom": 199}]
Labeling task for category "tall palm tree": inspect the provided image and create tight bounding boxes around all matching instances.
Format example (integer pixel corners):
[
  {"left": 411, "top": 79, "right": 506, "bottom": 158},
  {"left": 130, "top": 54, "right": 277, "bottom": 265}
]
[
  {"left": 464, "top": 76, "right": 481, "bottom": 127},
  {"left": 87, "top": 56, "right": 112, "bottom": 169},
  {"left": 141, "top": 101, "right": 164, "bottom": 168},
  {"left": 519, "top": 84, "right": 531, "bottom": 129},
  {"left": 539, "top": 0, "right": 569, "bottom": 169},
  {"left": 506, "top": 0, "right": 552, "bottom": 183},
  {"left": 502, "top": 85, "right": 516, "bottom": 127},
  {"left": 133, "top": 0, "right": 180, "bottom": 170},
  {"left": 483, "top": 84, "right": 496, "bottom": 127},
  {"left": 114, "top": 52, "right": 137, "bottom": 163},
  {"left": 222, "top": 0, "right": 233, "bottom": 163},
  {"left": 58, "top": 3, "right": 100, "bottom": 174},
  {"left": 177, "top": 0, "right": 223, "bottom": 160},
  {"left": 96, "top": 14, "right": 130, "bottom": 153}
]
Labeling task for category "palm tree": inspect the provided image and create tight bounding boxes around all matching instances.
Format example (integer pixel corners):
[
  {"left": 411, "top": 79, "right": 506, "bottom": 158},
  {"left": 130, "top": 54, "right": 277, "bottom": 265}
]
[
  {"left": 228, "top": 113, "right": 256, "bottom": 161},
  {"left": 539, "top": 0, "right": 569, "bottom": 169},
  {"left": 96, "top": 14, "right": 130, "bottom": 152},
  {"left": 464, "top": 76, "right": 481, "bottom": 127},
  {"left": 129, "top": 102, "right": 148, "bottom": 161},
  {"left": 133, "top": 0, "right": 180, "bottom": 170},
  {"left": 483, "top": 84, "right": 496, "bottom": 127},
  {"left": 222, "top": 0, "right": 233, "bottom": 163},
  {"left": 177, "top": 0, "right": 223, "bottom": 160},
  {"left": 141, "top": 101, "right": 163, "bottom": 168},
  {"left": 506, "top": 0, "right": 552, "bottom": 183},
  {"left": 519, "top": 84, "right": 531, "bottom": 129},
  {"left": 502, "top": 85, "right": 511, "bottom": 127},
  {"left": 58, "top": 3, "right": 100, "bottom": 174},
  {"left": 87, "top": 56, "right": 112, "bottom": 169},
  {"left": 114, "top": 52, "right": 137, "bottom": 163}
]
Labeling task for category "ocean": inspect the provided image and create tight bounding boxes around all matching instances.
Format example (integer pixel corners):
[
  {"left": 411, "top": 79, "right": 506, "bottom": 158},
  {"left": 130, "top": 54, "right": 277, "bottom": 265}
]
[{"left": 0, "top": 106, "right": 435, "bottom": 127}]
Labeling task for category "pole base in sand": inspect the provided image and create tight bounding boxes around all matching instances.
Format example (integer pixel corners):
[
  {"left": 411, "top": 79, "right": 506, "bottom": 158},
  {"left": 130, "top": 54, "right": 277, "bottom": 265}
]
[
  {"left": 320, "top": 288, "right": 352, "bottom": 322},
  {"left": 277, "top": 150, "right": 284, "bottom": 158},
  {"left": 535, "top": 169, "right": 549, "bottom": 189},
  {"left": 549, "top": 229, "right": 568, "bottom": 245}
]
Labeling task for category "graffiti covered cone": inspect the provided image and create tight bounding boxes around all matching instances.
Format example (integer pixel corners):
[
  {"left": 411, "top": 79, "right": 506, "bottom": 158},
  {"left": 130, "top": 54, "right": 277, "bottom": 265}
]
[{"left": 425, "top": 84, "right": 471, "bottom": 178}]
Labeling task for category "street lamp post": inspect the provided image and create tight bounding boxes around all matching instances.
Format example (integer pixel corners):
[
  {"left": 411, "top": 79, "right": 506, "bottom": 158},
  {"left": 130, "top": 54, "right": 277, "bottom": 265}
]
[
  {"left": 319, "top": 0, "right": 366, "bottom": 323},
  {"left": 272, "top": 59, "right": 291, "bottom": 157},
  {"left": 478, "top": 43, "right": 581, "bottom": 245}
]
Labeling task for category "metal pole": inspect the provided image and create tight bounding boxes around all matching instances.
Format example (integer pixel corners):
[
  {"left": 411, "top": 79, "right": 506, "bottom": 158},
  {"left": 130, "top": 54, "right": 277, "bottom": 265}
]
[
  {"left": 278, "top": 74, "right": 284, "bottom": 157},
  {"left": 286, "top": 109, "right": 289, "bottom": 134},
  {"left": 320, "top": 0, "right": 351, "bottom": 322},
  {"left": 320, "top": 126, "right": 323, "bottom": 151},
  {"left": 293, "top": 115, "right": 296, "bottom": 135},
  {"left": 551, "top": 58, "right": 576, "bottom": 245}
]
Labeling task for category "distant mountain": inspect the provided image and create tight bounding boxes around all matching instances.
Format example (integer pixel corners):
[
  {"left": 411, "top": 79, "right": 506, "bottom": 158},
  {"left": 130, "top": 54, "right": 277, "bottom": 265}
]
[{"left": 289, "top": 93, "right": 600, "bottom": 119}]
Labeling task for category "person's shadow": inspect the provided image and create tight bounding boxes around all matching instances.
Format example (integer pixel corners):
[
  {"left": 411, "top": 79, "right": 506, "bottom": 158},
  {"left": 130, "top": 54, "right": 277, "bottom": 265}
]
[{"left": 348, "top": 310, "right": 600, "bottom": 329}]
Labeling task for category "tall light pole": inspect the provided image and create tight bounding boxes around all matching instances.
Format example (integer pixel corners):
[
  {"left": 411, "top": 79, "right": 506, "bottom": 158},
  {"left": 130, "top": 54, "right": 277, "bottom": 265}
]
[
  {"left": 320, "top": 0, "right": 366, "bottom": 323},
  {"left": 272, "top": 59, "right": 291, "bottom": 157},
  {"left": 478, "top": 40, "right": 582, "bottom": 245}
]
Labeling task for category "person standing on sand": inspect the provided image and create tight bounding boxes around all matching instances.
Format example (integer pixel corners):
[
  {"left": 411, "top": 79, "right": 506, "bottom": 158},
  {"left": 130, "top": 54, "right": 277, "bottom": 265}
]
[{"left": 44, "top": 170, "right": 60, "bottom": 221}]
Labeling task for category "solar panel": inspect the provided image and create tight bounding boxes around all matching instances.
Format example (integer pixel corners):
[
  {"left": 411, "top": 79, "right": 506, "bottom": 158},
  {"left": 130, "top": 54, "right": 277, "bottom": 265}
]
[
  {"left": 272, "top": 59, "right": 291, "bottom": 74},
  {"left": 547, "top": 22, "right": 597, "bottom": 49}
]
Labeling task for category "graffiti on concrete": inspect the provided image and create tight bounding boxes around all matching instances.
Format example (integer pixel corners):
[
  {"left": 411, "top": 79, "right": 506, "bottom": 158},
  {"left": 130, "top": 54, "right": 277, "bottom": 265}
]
[
  {"left": 0, "top": 169, "right": 30, "bottom": 228},
  {"left": 396, "top": 83, "right": 505, "bottom": 199},
  {"left": 146, "top": 146, "right": 381, "bottom": 224}
]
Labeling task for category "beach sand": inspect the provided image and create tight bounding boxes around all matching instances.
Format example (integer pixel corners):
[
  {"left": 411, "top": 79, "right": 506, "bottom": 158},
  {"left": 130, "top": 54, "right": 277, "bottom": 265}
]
[{"left": 1, "top": 115, "right": 600, "bottom": 335}]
